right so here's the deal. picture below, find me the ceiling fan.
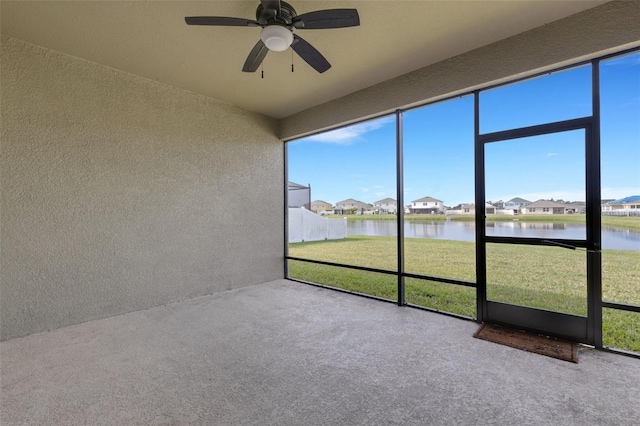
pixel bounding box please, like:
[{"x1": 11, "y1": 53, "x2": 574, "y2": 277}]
[{"x1": 185, "y1": 0, "x2": 360, "y2": 74}]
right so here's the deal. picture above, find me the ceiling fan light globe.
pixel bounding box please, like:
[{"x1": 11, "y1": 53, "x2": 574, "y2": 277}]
[{"x1": 260, "y1": 25, "x2": 293, "y2": 52}]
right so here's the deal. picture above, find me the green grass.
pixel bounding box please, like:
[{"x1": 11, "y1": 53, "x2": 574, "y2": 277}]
[
  {"x1": 600, "y1": 215, "x2": 640, "y2": 231},
  {"x1": 288, "y1": 235, "x2": 640, "y2": 353},
  {"x1": 288, "y1": 260, "x2": 397, "y2": 301},
  {"x1": 603, "y1": 248, "x2": 640, "y2": 305},
  {"x1": 330, "y1": 214, "x2": 640, "y2": 231},
  {"x1": 406, "y1": 278, "x2": 476, "y2": 317},
  {"x1": 603, "y1": 309, "x2": 640, "y2": 352},
  {"x1": 486, "y1": 243, "x2": 588, "y2": 316}
]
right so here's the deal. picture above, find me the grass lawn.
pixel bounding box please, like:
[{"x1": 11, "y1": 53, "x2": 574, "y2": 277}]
[
  {"x1": 330, "y1": 214, "x2": 640, "y2": 232},
  {"x1": 288, "y1": 235, "x2": 640, "y2": 353}
]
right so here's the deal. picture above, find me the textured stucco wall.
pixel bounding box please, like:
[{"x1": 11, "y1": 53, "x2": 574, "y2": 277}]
[
  {"x1": 1, "y1": 37, "x2": 283, "y2": 341},
  {"x1": 280, "y1": 0, "x2": 640, "y2": 140}
]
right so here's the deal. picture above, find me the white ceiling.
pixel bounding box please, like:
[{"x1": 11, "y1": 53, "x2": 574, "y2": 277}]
[{"x1": 1, "y1": 1, "x2": 608, "y2": 119}]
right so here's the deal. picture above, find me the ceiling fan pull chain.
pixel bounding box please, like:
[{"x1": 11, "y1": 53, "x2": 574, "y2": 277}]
[
  {"x1": 291, "y1": 49, "x2": 294, "y2": 73},
  {"x1": 261, "y1": 62, "x2": 264, "y2": 79}
]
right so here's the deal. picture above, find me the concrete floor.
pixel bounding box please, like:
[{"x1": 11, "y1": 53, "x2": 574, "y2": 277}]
[{"x1": 2, "y1": 279, "x2": 639, "y2": 425}]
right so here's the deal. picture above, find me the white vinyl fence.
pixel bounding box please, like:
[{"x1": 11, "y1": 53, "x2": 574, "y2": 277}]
[
  {"x1": 602, "y1": 210, "x2": 640, "y2": 217},
  {"x1": 288, "y1": 208, "x2": 347, "y2": 243}
]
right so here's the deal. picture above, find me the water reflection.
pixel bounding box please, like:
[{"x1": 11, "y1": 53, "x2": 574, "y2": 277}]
[
  {"x1": 346, "y1": 220, "x2": 640, "y2": 251},
  {"x1": 486, "y1": 221, "x2": 584, "y2": 239},
  {"x1": 486, "y1": 222, "x2": 567, "y2": 230}
]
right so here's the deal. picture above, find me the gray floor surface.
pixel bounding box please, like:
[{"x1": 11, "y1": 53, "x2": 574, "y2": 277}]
[{"x1": 2, "y1": 279, "x2": 639, "y2": 425}]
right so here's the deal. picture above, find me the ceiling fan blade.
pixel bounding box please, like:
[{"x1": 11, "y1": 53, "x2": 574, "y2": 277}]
[
  {"x1": 291, "y1": 34, "x2": 331, "y2": 73},
  {"x1": 185, "y1": 16, "x2": 259, "y2": 27},
  {"x1": 242, "y1": 40, "x2": 269, "y2": 72},
  {"x1": 293, "y1": 9, "x2": 360, "y2": 29}
]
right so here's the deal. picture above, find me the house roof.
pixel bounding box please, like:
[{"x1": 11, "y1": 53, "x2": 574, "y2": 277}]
[
  {"x1": 374, "y1": 198, "x2": 397, "y2": 205},
  {"x1": 0, "y1": 2, "x2": 610, "y2": 119},
  {"x1": 311, "y1": 200, "x2": 331, "y2": 205},
  {"x1": 607, "y1": 195, "x2": 640, "y2": 204},
  {"x1": 506, "y1": 197, "x2": 531, "y2": 204},
  {"x1": 525, "y1": 199, "x2": 567, "y2": 208},
  {"x1": 335, "y1": 198, "x2": 368, "y2": 205},
  {"x1": 412, "y1": 196, "x2": 442, "y2": 203}
]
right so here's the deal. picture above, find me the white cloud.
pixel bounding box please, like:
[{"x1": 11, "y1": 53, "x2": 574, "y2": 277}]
[
  {"x1": 497, "y1": 190, "x2": 586, "y2": 202},
  {"x1": 500, "y1": 187, "x2": 640, "y2": 203},
  {"x1": 361, "y1": 187, "x2": 370, "y2": 193},
  {"x1": 601, "y1": 187, "x2": 640, "y2": 200},
  {"x1": 546, "y1": 152, "x2": 559, "y2": 157},
  {"x1": 303, "y1": 117, "x2": 394, "y2": 144},
  {"x1": 602, "y1": 54, "x2": 640, "y2": 67}
]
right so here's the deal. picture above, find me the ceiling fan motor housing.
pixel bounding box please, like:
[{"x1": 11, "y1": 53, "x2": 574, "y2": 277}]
[{"x1": 256, "y1": 1, "x2": 297, "y2": 26}]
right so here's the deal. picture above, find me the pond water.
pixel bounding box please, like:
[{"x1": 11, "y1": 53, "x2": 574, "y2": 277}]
[{"x1": 347, "y1": 220, "x2": 640, "y2": 251}]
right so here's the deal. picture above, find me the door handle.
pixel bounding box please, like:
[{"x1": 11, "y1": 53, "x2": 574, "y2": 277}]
[
  {"x1": 542, "y1": 240, "x2": 600, "y2": 253},
  {"x1": 543, "y1": 240, "x2": 576, "y2": 250}
]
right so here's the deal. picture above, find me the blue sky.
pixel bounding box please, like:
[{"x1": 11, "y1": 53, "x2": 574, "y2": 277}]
[{"x1": 288, "y1": 52, "x2": 640, "y2": 207}]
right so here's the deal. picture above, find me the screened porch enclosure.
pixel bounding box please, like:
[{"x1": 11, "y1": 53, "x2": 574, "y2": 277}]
[{"x1": 286, "y1": 49, "x2": 640, "y2": 356}]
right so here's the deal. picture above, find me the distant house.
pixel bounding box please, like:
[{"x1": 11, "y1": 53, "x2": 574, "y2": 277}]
[
  {"x1": 564, "y1": 201, "x2": 586, "y2": 214},
  {"x1": 373, "y1": 198, "x2": 397, "y2": 214},
  {"x1": 310, "y1": 200, "x2": 333, "y2": 214},
  {"x1": 504, "y1": 197, "x2": 531, "y2": 213},
  {"x1": 410, "y1": 196, "x2": 445, "y2": 214},
  {"x1": 334, "y1": 198, "x2": 373, "y2": 215},
  {"x1": 521, "y1": 199, "x2": 566, "y2": 215},
  {"x1": 602, "y1": 195, "x2": 640, "y2": 211},
  {"x1": 452, "y1": 203, "x2": 496, "y2": 215}
]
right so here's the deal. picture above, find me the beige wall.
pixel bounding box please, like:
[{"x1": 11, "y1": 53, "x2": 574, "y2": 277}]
[
  {"x1": 3, "y1": 1, "x2": 639, "y2": 342},
  {"x1": 1, "y1": 38, "x2": 283, "y2": 340},
  {"x1": 280, "y1": 1, "x2": 640, "y2": 140}
]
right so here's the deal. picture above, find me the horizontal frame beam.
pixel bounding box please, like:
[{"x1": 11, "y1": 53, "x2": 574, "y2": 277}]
[
  {"x1": 602, "y1": 301, "x2": 640, "y2": 313},
  {"x1": 479, "y1": 117, "x2": 592, "y2": 143},
  {"x1": 286, "y1": 256, "x2": 476, "y2": 288}
]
